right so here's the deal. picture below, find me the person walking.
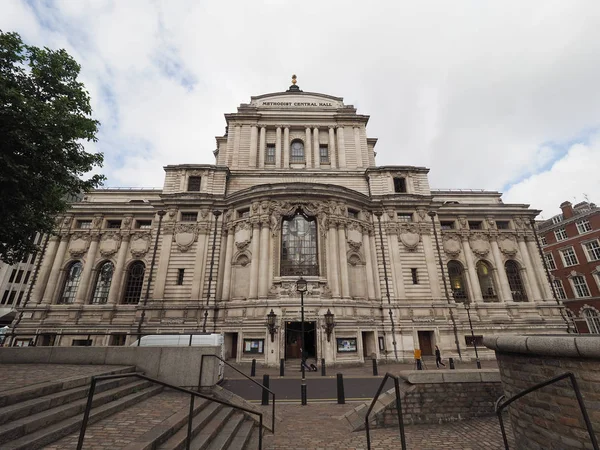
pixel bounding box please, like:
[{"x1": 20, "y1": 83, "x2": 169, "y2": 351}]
[{"x1": 435, "y1": 345, "x2": 445, "y2": 368}]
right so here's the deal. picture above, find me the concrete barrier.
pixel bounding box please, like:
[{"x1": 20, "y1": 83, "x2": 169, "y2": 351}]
[{"x1": 0, "y1": 346, "x2": 221, "y2": 389}]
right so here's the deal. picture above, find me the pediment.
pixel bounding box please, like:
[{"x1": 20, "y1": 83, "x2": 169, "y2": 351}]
[{"x1": 249, "y1": 92, "x2": 344, "y2": 109}]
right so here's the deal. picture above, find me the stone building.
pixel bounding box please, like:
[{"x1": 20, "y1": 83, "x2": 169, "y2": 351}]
[
  {"x1": 538, "y1": 201, "x2": 600, "y2": 334},
  {"x1": 10, "y1": 78, "x2": 567, "y2": 363}
]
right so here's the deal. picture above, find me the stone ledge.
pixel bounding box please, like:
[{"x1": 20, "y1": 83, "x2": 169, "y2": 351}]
[
  {"x1": 398, "y1": 369, "x2": 500, "y2": 384},
  {"x1": 483, "y1": 335, "x2": 600, "y2": 359}
]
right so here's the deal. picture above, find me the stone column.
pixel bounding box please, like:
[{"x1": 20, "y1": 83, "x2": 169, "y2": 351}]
[
  {"x1": 313, "y1": 127, "x2": 320, "y2": 169},
  {"x1": 526, "y1": 238, "x2": 553, "y2": 299},
  {"x1": 328, "y1": 126, "x2": 337, "y2": 169},
  {"x1": 283, "y1": 127, "x2": 290, "y2": 168},
  {"x1": 369, "y1": 231, "x2": 382, "y2": 299},
  {"x1": 258, "y1": 222, "x2": 270, "y2": 298},
  {"x1": 248, "y1": 222, "x2": 261, "y2": 299},
  {"x1": 42, "y1": 235, "x2": 70, "y2": 304},
  {"x1": 336, "y1": 126, "x2": 346, "y2": 168},
  {"x1": 221, "y1": 227, "x2": 235, "y2": 301},
  {"x1": 107, "y1": 235, "x2": 130, "y2": 304},
  {"x1": 362, "y1": 229, "x2": 376, "y2": 300},
  {"x1": 74, "y1": 235, "x2": 100, "y2": 304},
  {"x1": 388, "y1": 232, "x2": 406, "y2": 300},
  {"x1": 338, "y1": 224, "x2": 350, "y2": 298},
  {"x1": 490, "y1": 239, "x2": 511, "y2": 302},
  {"x1": 461, "y1": 237, "x2": 483, "y2": 302},
  {"x1": 32, "y1": 236, "x2": 60, "y2": 303},
  {"x1": 232, "y1": 124, "x2": 241, "y2": 167},
  {"x1": 328, "y1": 225, "x2": 340, "y2": 298},
  {"x1": 152, "y1": 228, "x2": 173, "y2": 300},
  {"x1": 305, "y1": 127, "x2": 312, "y2": 167},
  {"x1": 354, "y1": 126, "x2": 363, "y2": 168},
  {"x1": 258, "y1": 126, "x2": 266, "y2": 168},
  {"x1": 275, "y1": 126, "x2": 282, "y2": 168},
  {"x1": 518, "y1": 238, "x2": 542, "y2": 301},
  {"x1": 191, "y1": 227, "x2": 209, "y2": 300},
  {"x1": 250, "y1": 125, "x2": 258, "y2": 168},
  {"x1": 421, "y1": 233, "x2": 442, "y2": 300}
]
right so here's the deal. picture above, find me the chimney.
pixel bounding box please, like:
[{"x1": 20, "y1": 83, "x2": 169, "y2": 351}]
[{"x1": 560, "y1": 201, "x2": 574, "y2": 219}]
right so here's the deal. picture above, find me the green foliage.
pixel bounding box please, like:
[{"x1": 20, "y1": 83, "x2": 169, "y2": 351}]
[{"x1": 0, "y1": 31, "x2": 105, "y2": 264}]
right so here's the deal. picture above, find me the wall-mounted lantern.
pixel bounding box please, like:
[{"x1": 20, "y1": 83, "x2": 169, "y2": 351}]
[
  {"x1": 267, "y1": 309, "x2": 278, "y2": 342},
  {"x1": 323, "y1": 308, "x2": 335, "y2": 342}
]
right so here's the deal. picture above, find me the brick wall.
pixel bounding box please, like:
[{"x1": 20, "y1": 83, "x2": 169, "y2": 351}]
[{"x1": 485, "y1": 335, "x2": 600, "y2": 450}]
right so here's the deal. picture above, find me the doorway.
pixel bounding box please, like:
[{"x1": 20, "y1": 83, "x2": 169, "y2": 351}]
[
  {"x1": 224, "y1": 332, "x2": 238, "y2": 360},
  {"x1": 285, "y1": 321, "x2": 316, "y2": 360},
  {"x1": 417, "y1": 330, "x2": 434, "y2": 356},
  {"x1": 361, "y1": 331, "x2": 376, "y2": 359}
]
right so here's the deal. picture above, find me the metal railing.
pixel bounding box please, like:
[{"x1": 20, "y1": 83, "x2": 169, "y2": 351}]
[
  {"x1": 495, "y1": 372, "x2": 599, "y2": 450},
  {"x1": 199, "y1": 354, "x2": 276, "y2": 433},
  {"x1": 76, "y1": 372, "x2": 264, "y2": 450},
  {"x1": 364, "y1": 373, "x2": 406, "y2": 450}
]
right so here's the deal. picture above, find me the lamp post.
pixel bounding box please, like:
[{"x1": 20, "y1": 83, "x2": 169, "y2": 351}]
[
  {"x1": 267, "y1": 309, "x2": 277, "y2": 342},
  {"x1": 202, "y1": 209, "x2": 222, "y2": 333},
  {"x1": 323, "y1": 309, "x2": 335, "y2": 342},
  {"x1": 464, "y1": 301, "x2": 481, "y2": 369},
  {"x1": 296, "y1": 276, "x2": 308, "y2": 406}
]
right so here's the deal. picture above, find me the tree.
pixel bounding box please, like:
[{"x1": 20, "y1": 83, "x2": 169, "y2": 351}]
[{"x1": 0, "y1": 31, "x2": 105, "y2": 264}]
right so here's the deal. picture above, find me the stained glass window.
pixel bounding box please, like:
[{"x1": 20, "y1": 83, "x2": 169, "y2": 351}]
[
  {"x1": 91, "y1": 261, "x2": 114, "y2": 304},
  {"x1": 281, "y1": 213, "x2": 318, "y2": 276}
]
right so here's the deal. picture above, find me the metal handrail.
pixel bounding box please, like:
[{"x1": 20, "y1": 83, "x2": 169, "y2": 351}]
[
  {"x1": 495, "y1": 372, "x2": 598, "y2": 450},
  {"x1": 364, "y1": 373, "x2": 406, "y2": 450},
  {"x1": 76, "y1": 372, "x2": 264, "y2": 450},
  {"x1": 199, "y1": 354, "x2": 276, "y2": 433}
]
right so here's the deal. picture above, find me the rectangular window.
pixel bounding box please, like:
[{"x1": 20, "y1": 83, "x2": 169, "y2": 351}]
[
  {"x1": 572, "y1": 276, "x2": 591, "y2": 298},
  {"x1": 393, "y1": 177, "x2": 407, "y2": 193},
  {"x1": 555, "y1": 228, "x2": 568, "y2": 241},
  {"x1": 553, "y1": 279, "x2": 567, "y2": 299},
  {"x1": 187, "y1": 176, "x2": 201, "y2": 192},
  {"x1": 24, "y1": 271, "x2": 31, "y2": 284},
  {"x1": 469, "y1": 221, "x2": 482, "y2": 230},
  {"x1": 552, "y1": 215, "x2": 563, "y2": 224},
  {"x1": 561, "y1": 248, "x2": 578, "y2": 267},
  {"x1": 72, "y1": 339, "x2": 93, "y2": 347},
  {"x1": 496, "y1": 221, "x2": 510, "y2": 230},
  {"x1": 540, "y1": 236, "x2": 548, "y2": 246},
  {"x1": 17, "y1": 291, "x2": 24, "y2": 305},
  {"x1": 15, "y1": 270, "x2": 24, "y2": 284},
  {"x1": 348, "y1": 209, "x2": 359, "y2": 219},
  {"x1": 243, "y1": 339, "x2": 264, "y2": 354},
  {"x1": 180, "y1": 212, "x2": 198, "y2": 222},
  {"x1": 411, "y1": 268, "x2": 419, "y2": 284},
  {"x1": 107, "y1": 220, "x2": 122, "y2": 229},
  {"x1": 238, "y1": 208, "x2": 250, "y2": 219},
  {"x1": 77, "y1": 220, "x2": 92, "y2": 229},
  {"x1": 177, "y1": 269, "x2": 185, "y2": 285},
  {"x1": 7, "y1": 291, "x2": 16, "y2": 305},
  {"x1": 110, "y1": 334, "x2": 127, "y2": 346},
  {"x1": 584, "y1": 241, "x2": 600, "y2": 261},
  {"x1": 544, "y1": 253, "x2": 557, "y2": 270},
  {"x1": 440, "y1": 221, "x2": 454, "y2": 230},
  {"x1": 397, "y1": 213, "x2": 413, "y2": 223},
  {"x1": 465, "y1": 335, "x2": 484, "y2": 347},
  {"x1": 1, "y1": 291, "x2": 8, "y2": 304},
  {"x1": 8, "y1": 269, "x2": 16, "y2": 283},
  {"x1": 336, "y1": 338, "x2": 358, "y2": 353},
  {"x1": 319, "y1": 146, "x2": 329, "y2": 164},
  {"x1": 136, "y1": 220, "x2": 152, "y2": 229},
  {"x1": 265, "y1": 145, "x2": 276, "y2": 164},
  {"x1": 576, "y1": 220, "x2": 592, "y2": 234}
]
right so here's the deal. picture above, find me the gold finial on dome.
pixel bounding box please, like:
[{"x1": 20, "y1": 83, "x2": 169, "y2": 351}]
[{"x1": 292, "y1": 74, "x2": 297, "y2": 85}]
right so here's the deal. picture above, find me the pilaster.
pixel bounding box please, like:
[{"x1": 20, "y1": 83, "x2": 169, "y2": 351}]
[
  {"x1": 338, "y1": 223, "x2": 350, "y2": 298},
  {"x1": 249, "y1": 221, "x2": 261, "y2": 299},
  {"x1": 336, "y1": 126, "x2": 346, "y2": 168},
  {"x1": 32, "y1": 236, "x2": 59, "y2": 304},
  {"x1": 259, "y1": 126, "x2": 266, "y2": 168},
  {"x1": 305, "y1": 127, "x2": 312, "y2": 168},
  {"x1": 107, "y1": 234, "x2": 130, "y2": 304},
  {"x1": 250, "y1": 125, "x2": 258, "y2": 168},
  {"x1": 328, "y1": 225, "x2": 340, "y2": 298},
  {"x1": 221, "y1": 227, "x2": 235, "y2": 301},
  {"x1": 275, "y1": 127, "x2": 282, "y2": 168},
  {"x1": 41, "y1": 234, "x2": 69, "y2": 304},
  {"x1": 283, "y1": 127, "x2": 290, "y2": 168},
  {"x1": 258, "y1": 222, "x2": 270, "y2": 298},
  {"x1": 461, "y1": 236, "x2": 483, "y2": 302},
  {"x1": 328, "y1": 126, "x2": 337, "y2": 169},
  {"x1": 490, "y1": 239, "x2": 511, "y2": 302},
  {"x1": 313, "y1": 127, "x2": 320, "y2": 169}
]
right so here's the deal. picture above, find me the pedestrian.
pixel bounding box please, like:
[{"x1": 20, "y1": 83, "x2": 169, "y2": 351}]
[{"x1": 435, "y1": 345, "x2": 445, "y2": 368}]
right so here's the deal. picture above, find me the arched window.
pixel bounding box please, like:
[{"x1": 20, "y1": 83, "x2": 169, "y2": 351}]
[
  {"x1": 566, "y1": 309, "x2": 579, "y2": 334},
  {"x1": 122, "y1": 261, "x2": 145, "y2": 304},
  {"x1": 59, "y1": 261, "x2": 83, "y2": 304},
  {"x1": 91, "y1": 261, "x2": 114, "y2": 304},
  {"x1": 281, "y1": 213, "x2": 318, "y2": 276},
  {"x1": 583, "y1": 308, "x2": 600, "y2": 334},
  {"x1": 505, "y1": 260, "x2": 527, "y2": 302},
  {"x1": 290, "y1": 140, "x2": 305, "y2": 163},
  {"x1": 476, "y1": 261, "x2": 497, "y2": 301},
  {"x1": 447, "y1": 261, "x2": 468, "y2": 302}
]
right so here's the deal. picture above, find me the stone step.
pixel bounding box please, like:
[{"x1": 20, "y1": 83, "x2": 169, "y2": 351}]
[
  {"x1": 158, "y1": 402, "x2": 223, "y2": 450},
  {"x1": 204, "y1": 412, "x2": 244, "y2": 450},
  {"x1": 0, "y1": 365, "x2": 136, "y2": 408},
  {"x1": 186, "y1": 406, "x2": 235, "y2": 450},
  {"x1": 241, "y1": 424, "x2": 260, "y2": 450},
  {"x1": 0, "y1": 376, "x2": 136, "y2": 426},
  {"x1": 3, "y1": 384, "x2": 163, "y2": 450},
  {"x1": 0, "y1": 378, "x2": 152, "y2": 445}
]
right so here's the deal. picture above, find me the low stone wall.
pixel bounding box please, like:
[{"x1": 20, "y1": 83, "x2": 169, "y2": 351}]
[
  {"x1": 0, "y1": 346, "x2": 221, "y2": 389},
  {"x1": 484, "y1": 334, "x2": 600, "y2": 450}
]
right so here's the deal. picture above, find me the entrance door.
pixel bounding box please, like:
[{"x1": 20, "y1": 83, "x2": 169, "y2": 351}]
[
  {"x1": 285, "y1": 321, "x2": 316, "y2": 360},
  {"x1": 417, "y1": 331, "x2": 434, "y2": 356},
  {"x1": 231, "y1": 333, "x2": 238, "y2": 359}
]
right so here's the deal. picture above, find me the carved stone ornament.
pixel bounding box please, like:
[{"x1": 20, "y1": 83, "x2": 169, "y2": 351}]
[
  {"x1": 235, "y1": 239, "x2": 251, "y2": 251},
  {"x1": 348, "y1": 240, "x2": 362, "y2": 252},
  {"x1": 443, "y1": 234, "x2": 462, "y2": 257},
  {"x1": 99, "y1": 232, "x2": 121, "y2": 257},
  {"x1": 348, "y1": 254, "x2": 363, "y2": 266},
  {"x1": 416, "y1": 209, "x2": 427, "y2": 221},
  {"x1": 69, "y1": 233, "x2": 90, "y2": 257},
  {"x1": 174, "y1": 224, "x2": 197, "y2": 252},
  {"x1": 498, "y1": 235, "x2": 518, "y2": 256},
  {"x1": 470, "y1": 234, "x2": 490, "y2": 257},
  {"x1": 130, "y1": 233, "x2": 151, "y2": 258},
  {"x1": 399, "y1": 229, "x2": 420, "y2": 251}
]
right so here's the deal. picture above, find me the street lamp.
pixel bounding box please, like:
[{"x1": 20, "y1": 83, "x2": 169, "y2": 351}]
[
  {"x1": 464, "y1": 301, "x2": 481, "y2": 369},
  {"x1": 296, "y1": 276, "x2": 308, "y2": 406},
  {"x1": 267, "y1": 309, "x2": 278, "y2": 342},
  {"x1": 323, "y1": 309, "x2": 335, "y2": 342}
]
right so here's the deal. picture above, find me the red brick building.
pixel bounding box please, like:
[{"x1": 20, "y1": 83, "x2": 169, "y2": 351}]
[{"x1": 537, "y1": 201, "x2": 600, "y2": 334}]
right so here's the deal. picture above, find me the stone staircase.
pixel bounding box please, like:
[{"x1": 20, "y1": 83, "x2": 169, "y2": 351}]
[{"x1": 0, "y1": 366, "x2": 260, "y2": 449}]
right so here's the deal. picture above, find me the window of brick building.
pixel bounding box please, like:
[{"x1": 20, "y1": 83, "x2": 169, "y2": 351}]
[
  {"x1": 561, "y1": 248, "x2": 578, "y2": 267},
  {"x1": 544, "y1": 253, "x2": 557, "y2": 270},
  {"x1": 555, "y1": 228, "x2": 567, "y2": 241},
  {"x1": 583, "y1": 308, "x2": 600, "y2": 334},
  {"x1": 540, "y1": 236, "x2": 548, "y2": 246},
  {"x1": 576, "y1": 220, "x2": 592, "y2": 234},
  {"x1": 572, "y1": 276, "x2": 591, "y2": 298},
  {"x1": 583, "y1": 240, "x2": 600, "y2": 262},
  {"x1": 553, "y1": 279, "x2": 566, "y2": 299}
]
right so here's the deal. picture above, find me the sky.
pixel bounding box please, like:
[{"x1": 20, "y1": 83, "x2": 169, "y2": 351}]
[{"x1": 3, "y1": 0, "x2": 600, "y2": 219}]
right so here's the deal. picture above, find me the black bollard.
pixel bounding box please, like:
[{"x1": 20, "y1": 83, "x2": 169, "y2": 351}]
[
  {"x1": 261, "y1": 374, "x2": 270, "y2": 405},
  {"x1": 476, "y1": 359, "x2": 482, "y2": 369},
  {"x1": 321, "y1": 358, "x2": 326, "y2": 376},
  {"x1": 280, "y1": 359, "x2": 285, "y2": 377},
  {"x1": 337, "y1": 373, "x2": 345, "y2": 404},
  {"x1": 250, "y1": 359, "x2": 256, "y2": 377},
  {"x1": 372, "y1": 358, "x2": 378, "y2": 376},
  {"x1": 449, "y1": 357, "x2": 455, "y2": 370},
  {"x1": 416, "y1": 359, "x2": 423, "y2": 370}
]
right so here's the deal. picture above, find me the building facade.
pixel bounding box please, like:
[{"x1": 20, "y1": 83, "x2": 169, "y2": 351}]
[
  {"x1": 538, "y1": 201, "x2": 600, "y2": 334},
  {"x1": 10, "y1": 80, "x2": 567, "y2": 362}
]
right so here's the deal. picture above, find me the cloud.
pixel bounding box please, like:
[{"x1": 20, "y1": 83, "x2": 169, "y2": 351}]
[{"x1": 3, "y1": 0, "x2": 600, "y2": 215}]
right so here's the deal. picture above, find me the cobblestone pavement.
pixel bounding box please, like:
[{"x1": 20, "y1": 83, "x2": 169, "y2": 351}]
[
  {"x1": 43, "y1": 389, "x2": 190, "y2": 450},
  {"x1": 0, "y1": 364, "x2": 129, "y2": 392},
  {"x1": 262, "y1": 403, "x2": 515, "y2": 450}
]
